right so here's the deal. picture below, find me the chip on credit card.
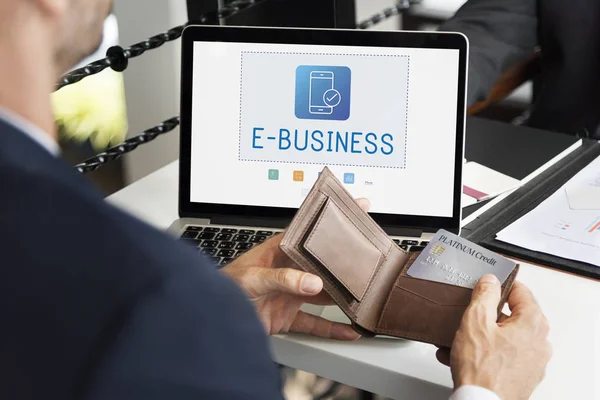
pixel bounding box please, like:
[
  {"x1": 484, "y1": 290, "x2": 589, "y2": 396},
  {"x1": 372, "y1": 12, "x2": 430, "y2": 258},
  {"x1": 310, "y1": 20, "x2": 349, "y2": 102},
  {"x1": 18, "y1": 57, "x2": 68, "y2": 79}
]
[{"x1": 406, "y1": 230, "x2": 517, "y2": 289}]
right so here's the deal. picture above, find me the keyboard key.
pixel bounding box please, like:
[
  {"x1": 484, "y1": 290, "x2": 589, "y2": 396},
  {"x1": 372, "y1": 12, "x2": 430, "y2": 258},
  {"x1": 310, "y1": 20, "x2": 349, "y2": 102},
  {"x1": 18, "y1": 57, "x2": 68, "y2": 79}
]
[
  {"x1": 409, "y1": 246, "x2": 425, "y2": 253},
  {"x1": 201, "y1": 248, "x2": 218, "y2": 256},
  {"x1": 249, "y1": 235, "x2": 267, "y2": 244},
  {"x1": 198, "y1": 232, "x2": 216, "y2": 240},
  {"x1": 402, "y1": 240, "x2": 420, "y2": 246},
  {"x1": 201, "y1": 240, "x2": 218, "y2": 249},
  {"x1": 215, "y1": 233, "x2": 232, "y2": 241},
  {"x1": 185, "y1": 226, "x2": 203, "y2": 232},
  {"x1": 235, "y1": 243, "x2": 254, "y2": 250},
  {"x1": 393, "y1": 239, "x2": 400, "y2": 244},
  {"x1": 239, "y1": 229, "x2": 256, "y2": 235},
  {"x1": 204, "y1": 227, "x2": 221, "y2": 233},
  {"x1": 234, "y1": 250, "x2": 246, "y2": 258},
  {"x1": 220, "y1": 258, "x2": 233, "y2": 265},
  {"x1": 222, "y1": 228, "x2": 238, "y2": 234},
  {"x1": 233, "y1": 234, "x2": 250, "y2": 242},
  {"x1": 400, "y1": 244, "x2": 409, "y2": 250},
  {"x1": 420, "y1": 241, "x2": 430, "y2": 246},
  {"x1": 209, "y1": 256, "x2": 222, "y2": 264},
  {"x1": 219, "y1": 241, "x2": 235, "y2": 249},
  {"x1": 181, "y1": 231, "x2": 198, "y2": 239},
  {"x1": 257, "y1": 231, "x2": 274, "y2": 236},
  {"x1": 218, "y1": 250, "x2": 236, "y2": 258}
]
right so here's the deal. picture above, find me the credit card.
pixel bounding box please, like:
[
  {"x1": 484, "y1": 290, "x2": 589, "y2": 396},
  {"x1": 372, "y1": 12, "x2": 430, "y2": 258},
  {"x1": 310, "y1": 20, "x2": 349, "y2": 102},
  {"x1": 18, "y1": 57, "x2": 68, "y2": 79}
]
[{"x1": 406, "y1": 230, "x2": 517, "y2": 288}]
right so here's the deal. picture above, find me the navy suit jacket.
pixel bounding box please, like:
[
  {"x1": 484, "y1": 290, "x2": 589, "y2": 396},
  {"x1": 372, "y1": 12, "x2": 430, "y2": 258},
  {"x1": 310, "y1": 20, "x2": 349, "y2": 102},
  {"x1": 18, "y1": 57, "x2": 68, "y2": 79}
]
[{"x1": 0, "y1": 119, "x2": 283, "y2": 400}]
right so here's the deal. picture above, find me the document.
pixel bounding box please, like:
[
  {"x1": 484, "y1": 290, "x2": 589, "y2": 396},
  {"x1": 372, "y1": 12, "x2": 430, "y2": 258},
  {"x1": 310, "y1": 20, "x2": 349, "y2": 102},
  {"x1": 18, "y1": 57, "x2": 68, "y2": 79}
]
[
  {"x1": 496, "y1": 156, "x2": 600, "y2": 267},
  {"x1": 462, "y1": 162, "x2": 520, "y2": 208}
]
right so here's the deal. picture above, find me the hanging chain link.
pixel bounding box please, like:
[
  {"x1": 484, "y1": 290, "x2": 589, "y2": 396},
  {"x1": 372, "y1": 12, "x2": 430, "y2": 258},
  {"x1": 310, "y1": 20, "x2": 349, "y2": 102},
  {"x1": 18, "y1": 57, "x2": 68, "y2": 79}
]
[
  {"x1": 73, "y1": 117, "x2": 180, "y2": 174},
  {"x1": 73, "y1": 1, "x2": 418, "y2": 173},
  {"x1": 57, "y1": 0, "x2": 266, "y2": 91},
  {"x1": 357, "y1": 0, "x2": 419, "y2": 29}
]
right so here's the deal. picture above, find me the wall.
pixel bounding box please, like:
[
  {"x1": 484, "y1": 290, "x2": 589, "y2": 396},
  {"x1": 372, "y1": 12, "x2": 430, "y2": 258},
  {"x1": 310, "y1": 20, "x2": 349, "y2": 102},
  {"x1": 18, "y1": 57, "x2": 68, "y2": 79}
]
[{"x1": 114, "y1": 0, "x2": 188, "y2": 184}]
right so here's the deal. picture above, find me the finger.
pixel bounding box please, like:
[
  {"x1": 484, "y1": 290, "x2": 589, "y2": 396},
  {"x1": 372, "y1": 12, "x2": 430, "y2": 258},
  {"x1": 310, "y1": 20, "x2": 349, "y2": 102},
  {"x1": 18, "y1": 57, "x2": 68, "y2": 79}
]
[
  {"x1": 355, "y1": 198, "x2": 371, "y2": 213},
  {"x1": 465, "y1": 274, "x2": 502, "y2": 326},
  {"x1": 506, "y1": 281, "x2": 540, "y2": 316},
  {"x1": 498, "y1": 312, "x2": 510, "y2": 323},
  {"x1": 305, "y1": 291, "x2": 336, "y2": 306},
  {"x1": 250, "y1": 268, "x2": 324, "y2": 297},
  {"x1": 289, "y1": 311, "x2": 360, "y2": 341},
  {"x1": 435, "y1": 347, "x2": 451, "y2": 367}
]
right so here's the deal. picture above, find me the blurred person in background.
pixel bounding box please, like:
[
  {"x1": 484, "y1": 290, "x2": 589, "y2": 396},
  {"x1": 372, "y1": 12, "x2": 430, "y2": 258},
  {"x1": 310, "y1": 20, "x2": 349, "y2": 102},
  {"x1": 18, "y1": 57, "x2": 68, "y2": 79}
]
[{"x1": 441, "y1": 0, "x2": 600, "y2": 139}]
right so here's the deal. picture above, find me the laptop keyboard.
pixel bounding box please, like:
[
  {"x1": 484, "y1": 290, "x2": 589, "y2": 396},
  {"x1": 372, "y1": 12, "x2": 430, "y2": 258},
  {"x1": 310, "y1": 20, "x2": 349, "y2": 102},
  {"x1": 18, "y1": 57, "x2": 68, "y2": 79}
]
[
  {"x1": 179, "y1": 225, "x2": 430, "y2": 267},
  {"x1": 179, "y1": 225, "x2": 280, "y2": 267}
]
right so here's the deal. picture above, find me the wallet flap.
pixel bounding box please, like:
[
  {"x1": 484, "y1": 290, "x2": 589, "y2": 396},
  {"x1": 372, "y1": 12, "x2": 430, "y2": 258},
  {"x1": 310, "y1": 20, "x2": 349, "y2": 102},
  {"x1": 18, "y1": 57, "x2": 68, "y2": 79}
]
[{"x1": 304, "y1": 199, "x2": 382, "y2": 301}]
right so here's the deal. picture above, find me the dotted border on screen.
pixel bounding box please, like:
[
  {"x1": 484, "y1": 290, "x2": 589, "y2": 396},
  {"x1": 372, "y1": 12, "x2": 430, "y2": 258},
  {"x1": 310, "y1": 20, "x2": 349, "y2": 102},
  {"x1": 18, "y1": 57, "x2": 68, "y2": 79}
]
[{"x1": 237, "y1": 51, "x2": 410, "y2": 169}]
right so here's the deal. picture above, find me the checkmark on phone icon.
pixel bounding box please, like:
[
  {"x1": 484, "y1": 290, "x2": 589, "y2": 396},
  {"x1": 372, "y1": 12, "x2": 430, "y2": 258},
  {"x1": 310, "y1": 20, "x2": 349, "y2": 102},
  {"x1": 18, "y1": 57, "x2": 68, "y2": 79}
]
[{"x1": 323, "y1": 88, "x2": 342, "y2": 107}]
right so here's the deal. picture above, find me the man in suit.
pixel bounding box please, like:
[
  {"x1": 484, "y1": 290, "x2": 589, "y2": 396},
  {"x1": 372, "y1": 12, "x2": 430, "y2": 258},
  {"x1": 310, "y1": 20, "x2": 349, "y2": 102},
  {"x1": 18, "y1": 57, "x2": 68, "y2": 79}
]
[
  {"x1": 441, "y1": 0, "x2": 600, "y2": 139},
  {"x1": 0, "y1": 1, "x2": 550, "y2": 399}
]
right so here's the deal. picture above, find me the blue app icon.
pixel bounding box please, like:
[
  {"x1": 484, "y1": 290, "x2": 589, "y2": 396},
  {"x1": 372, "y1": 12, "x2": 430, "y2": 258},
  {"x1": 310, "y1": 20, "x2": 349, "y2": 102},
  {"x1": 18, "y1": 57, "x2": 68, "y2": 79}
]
[
  {"x1": 344, "y1": 173, "x2": 355, "y2": 184},
  {"x1": 295, "y1": 65, "x2": 351, "y2": 121}
]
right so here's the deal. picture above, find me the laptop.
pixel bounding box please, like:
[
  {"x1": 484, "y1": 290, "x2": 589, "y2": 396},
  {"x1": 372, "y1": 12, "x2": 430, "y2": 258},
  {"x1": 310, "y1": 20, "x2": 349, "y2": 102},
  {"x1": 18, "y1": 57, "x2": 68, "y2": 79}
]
[{"x1": 169, "y1": 26, "x2": 468, "y2": 267}]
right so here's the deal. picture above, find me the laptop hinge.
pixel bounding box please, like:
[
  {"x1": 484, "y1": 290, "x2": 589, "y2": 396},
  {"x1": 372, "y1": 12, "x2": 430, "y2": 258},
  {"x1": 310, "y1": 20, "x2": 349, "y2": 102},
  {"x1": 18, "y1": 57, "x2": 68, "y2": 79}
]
[
  {"x1": 382, "y1": 226, "x2": 424, "y2": 237},
  {"x1": 210, "y1": 215, "x2": 291, "y2": 229}
]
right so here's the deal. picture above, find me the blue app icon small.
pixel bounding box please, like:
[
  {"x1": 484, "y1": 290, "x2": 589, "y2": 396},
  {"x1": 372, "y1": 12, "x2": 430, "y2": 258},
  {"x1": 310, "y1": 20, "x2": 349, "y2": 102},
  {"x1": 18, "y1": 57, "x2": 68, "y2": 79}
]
[
  {"x1": 295, "y1": 65, "x2": 351, "y2": 121},
  {"x1": 344, "y1": 173, "x2": 355, "y2": 184}
]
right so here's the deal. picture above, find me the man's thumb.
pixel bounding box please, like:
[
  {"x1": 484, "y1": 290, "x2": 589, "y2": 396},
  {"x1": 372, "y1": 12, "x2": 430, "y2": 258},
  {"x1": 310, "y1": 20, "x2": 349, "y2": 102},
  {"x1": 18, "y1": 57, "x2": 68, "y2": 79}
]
[
  {"x1": 255, "y1": 268, "x2": 324, "y2": 297},
  {"x1": 467, "y1": 274, "x2": 502, "y2": 324}
]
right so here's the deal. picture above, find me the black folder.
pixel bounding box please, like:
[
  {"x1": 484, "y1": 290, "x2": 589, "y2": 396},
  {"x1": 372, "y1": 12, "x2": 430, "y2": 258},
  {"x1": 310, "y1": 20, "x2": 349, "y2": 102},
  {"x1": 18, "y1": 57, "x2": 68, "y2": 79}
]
[
  {"x1": 462, "y1": 117, "x2": 583, "y2": 221},
  {"x1": 461, "y1": 118, "x2": 600, "y2": 279}
]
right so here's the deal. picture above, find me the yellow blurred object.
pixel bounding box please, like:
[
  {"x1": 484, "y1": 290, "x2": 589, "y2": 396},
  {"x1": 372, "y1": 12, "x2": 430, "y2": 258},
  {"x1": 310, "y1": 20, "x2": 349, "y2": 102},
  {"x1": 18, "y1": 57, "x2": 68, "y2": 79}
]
[{"x1": 52, "y1": 68, "x2": 128, "y2": 150}]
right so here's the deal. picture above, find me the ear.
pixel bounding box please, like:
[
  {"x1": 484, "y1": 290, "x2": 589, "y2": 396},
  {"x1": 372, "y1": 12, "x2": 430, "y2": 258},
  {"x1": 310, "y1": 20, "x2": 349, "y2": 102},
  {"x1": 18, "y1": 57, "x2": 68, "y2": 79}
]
[{"x1": 32, "y1": 0, "x2": 69, "y2": 18}]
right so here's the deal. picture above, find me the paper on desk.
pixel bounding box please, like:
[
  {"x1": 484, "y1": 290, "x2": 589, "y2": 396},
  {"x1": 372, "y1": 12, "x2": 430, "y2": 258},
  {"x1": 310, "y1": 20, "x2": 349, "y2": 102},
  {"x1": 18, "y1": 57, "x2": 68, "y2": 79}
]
[
  {"x1": 496, "y1": 156, "x2": 600, "y2": 267},
  {"x1": 462, "y1": 162, "x2": 520, "y2": 207}
]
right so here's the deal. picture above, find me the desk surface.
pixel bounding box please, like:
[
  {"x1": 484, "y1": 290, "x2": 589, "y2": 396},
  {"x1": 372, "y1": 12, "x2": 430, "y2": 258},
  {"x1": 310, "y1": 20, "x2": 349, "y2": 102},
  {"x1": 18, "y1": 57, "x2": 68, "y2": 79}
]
[{"x1": 107, "y1": 161, "x2": 600, "y2": 400}]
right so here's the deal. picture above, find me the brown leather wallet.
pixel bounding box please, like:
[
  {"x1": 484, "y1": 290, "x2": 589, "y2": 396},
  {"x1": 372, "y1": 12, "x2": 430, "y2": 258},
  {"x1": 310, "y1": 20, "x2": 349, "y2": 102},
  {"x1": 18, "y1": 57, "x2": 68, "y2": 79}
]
[{"x1": 280, "y1": 167, "x2": 519, "y2": 348}]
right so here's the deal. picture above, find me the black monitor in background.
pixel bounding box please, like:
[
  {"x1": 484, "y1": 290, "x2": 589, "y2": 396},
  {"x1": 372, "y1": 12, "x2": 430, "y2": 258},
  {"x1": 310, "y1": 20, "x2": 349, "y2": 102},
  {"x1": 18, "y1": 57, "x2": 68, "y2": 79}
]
[{"x1": 186, "y1": 0, "x2": 357, "y2": 29}]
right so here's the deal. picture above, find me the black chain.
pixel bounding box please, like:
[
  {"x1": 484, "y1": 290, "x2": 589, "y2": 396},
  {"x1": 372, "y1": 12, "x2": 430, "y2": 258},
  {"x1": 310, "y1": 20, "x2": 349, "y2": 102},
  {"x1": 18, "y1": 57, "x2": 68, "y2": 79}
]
[
  {"x1": 357, "y1": 0, "x2": 420, "y2": 29},
  {"x1": 73, "y1": 1, "x2": 417, "y2": 173},
  {"x1": 57, "y1": 0, "x2": 266, "y2": 91},
  {"x1": 73, "y1": 117, "x2": 180, "y2": 174}
]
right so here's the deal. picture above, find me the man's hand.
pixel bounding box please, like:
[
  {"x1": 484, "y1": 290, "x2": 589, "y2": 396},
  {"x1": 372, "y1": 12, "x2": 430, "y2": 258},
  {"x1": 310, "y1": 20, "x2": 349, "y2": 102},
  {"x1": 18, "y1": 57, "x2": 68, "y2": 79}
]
[
  {"x1": 438, "y1": 275, "x2": 552, "y2": 400},
  {"x1": 221, "y1": 199, "x2": 370, "y2": 341}
]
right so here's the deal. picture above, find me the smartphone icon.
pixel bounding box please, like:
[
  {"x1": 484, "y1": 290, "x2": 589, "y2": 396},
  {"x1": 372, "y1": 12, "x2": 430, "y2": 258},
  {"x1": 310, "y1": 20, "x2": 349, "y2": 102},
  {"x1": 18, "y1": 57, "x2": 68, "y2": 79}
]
[{"x1": 309, "y1": 71, "x2": 334, "y2": 115}]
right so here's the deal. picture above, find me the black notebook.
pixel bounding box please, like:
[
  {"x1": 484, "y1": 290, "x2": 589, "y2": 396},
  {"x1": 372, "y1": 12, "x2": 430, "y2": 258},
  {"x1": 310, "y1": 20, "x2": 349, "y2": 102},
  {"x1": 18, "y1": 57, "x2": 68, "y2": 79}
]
[
  {"x1": 462, "y1": 126, "x2": 600, "y2": 279},
  {"x1": 462, "y1": 117, "x2": 582, "y2": 223}
]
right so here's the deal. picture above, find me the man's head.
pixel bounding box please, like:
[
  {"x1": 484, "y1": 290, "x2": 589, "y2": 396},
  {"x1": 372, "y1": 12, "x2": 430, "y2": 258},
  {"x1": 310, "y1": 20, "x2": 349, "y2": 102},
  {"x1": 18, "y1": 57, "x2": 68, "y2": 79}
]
[
  {"x1": 45, "y1": 0, "x2": 113, "y2": 73},
  {"x1": 0, "y1": 0, "x2": 113, "y2": 135},
  {"x1": 0, "y1": 0, "x2": 112, "y2": 75}
]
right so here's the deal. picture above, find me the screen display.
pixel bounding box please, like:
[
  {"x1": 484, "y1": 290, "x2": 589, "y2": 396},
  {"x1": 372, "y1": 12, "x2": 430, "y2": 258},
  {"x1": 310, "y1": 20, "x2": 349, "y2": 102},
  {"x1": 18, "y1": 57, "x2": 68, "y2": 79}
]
[{"x1": 189, "y1": 41, "x2": 461, "y2": 218}]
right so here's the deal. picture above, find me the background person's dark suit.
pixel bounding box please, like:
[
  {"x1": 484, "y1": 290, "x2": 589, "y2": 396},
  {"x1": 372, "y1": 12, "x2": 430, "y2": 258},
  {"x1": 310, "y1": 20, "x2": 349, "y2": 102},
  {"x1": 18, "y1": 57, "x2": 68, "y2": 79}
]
[
  {"x1": 440, "y1": 0, "x2": 600, "y2": 139},
  {"x1": 0, "y1": 118, "x2": 283, "y2": 400}
]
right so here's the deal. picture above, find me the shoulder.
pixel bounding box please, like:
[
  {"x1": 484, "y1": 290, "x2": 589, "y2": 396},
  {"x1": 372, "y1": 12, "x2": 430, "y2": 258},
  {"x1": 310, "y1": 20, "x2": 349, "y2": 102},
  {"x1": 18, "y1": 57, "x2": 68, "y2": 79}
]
[
  {"x1": 0, "y1": 161, "x2": 282, "y2": 399},
  {"x1": 84, "y1": 243, "x2": 284, "y2": 400}
]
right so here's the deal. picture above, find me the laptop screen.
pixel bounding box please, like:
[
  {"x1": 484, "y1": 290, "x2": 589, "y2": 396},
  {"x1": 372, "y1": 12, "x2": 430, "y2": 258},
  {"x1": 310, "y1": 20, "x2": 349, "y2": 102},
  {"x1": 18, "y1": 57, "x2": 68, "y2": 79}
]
[{"x1": 182, "y1": 29, "x2": 466, "y2": 229}]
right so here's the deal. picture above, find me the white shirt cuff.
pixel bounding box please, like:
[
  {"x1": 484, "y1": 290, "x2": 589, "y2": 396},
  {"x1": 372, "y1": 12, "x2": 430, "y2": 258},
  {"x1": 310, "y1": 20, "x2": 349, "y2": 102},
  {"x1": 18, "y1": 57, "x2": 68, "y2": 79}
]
[{"x1": 449, "y1": 385, "x2": 501, "y2": 400}]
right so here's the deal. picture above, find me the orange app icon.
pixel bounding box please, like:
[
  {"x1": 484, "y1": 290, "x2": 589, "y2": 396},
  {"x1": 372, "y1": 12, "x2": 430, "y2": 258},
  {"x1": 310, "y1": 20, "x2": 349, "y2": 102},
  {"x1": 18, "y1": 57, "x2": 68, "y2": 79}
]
[{"x1": 293, "y1": 171, "x2": 304, "y2": 182}]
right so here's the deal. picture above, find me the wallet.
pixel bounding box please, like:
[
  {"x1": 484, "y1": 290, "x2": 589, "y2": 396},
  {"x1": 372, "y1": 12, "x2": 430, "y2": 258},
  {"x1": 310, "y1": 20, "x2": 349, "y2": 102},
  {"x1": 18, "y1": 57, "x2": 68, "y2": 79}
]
[{"x1": 280, "y1": 167, "x2": 519, "y2": 348}]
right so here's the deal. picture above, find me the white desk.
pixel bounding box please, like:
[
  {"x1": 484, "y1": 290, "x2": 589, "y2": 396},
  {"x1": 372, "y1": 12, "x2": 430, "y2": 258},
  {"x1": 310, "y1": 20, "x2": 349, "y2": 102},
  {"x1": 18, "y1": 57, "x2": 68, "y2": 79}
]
[{"x1": 107, "y1": 161, "x2": 600, "y2": 400}]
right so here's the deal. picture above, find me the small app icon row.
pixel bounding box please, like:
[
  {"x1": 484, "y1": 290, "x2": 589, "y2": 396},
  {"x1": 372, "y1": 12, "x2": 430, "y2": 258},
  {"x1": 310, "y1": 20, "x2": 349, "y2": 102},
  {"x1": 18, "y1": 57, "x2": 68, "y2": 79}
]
[{"x1": 268, "y1": 169, "x2": 355, "y2": 184}]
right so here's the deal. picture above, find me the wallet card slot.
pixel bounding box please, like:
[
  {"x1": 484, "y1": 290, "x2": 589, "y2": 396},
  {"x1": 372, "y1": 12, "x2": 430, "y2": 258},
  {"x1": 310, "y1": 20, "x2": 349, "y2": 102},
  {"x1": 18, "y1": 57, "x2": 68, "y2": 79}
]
[
  {"x1": 393, "y1": 275, "x2": 472, "y2": 306},
  {"x1": 303, "y1": 198, "x2": 383, "y2": 302},
  {"x1": 376, "y1": 285, "x2": 467, "y2": 347}
]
